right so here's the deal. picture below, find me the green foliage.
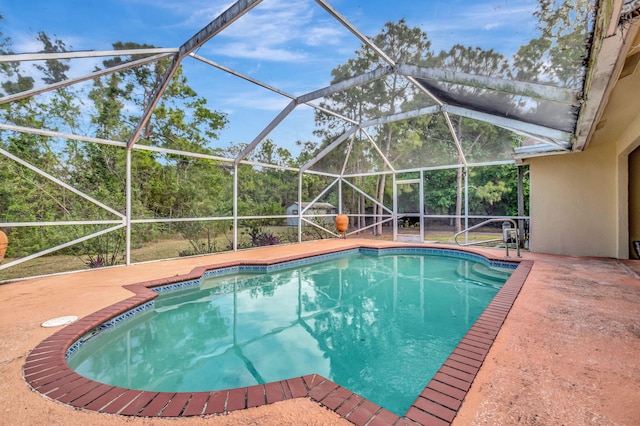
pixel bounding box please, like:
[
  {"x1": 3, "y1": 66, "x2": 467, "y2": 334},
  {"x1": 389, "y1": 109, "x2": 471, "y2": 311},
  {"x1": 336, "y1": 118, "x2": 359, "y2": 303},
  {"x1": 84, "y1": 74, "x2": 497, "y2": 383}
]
[
  {"x1": 0, "y1": 16, "x2": 539, "y2": 270},
  {"x1": 177, "y1": 221, "x2": 231, "y2": 257},
  {"x1": 33, "y1": 32, "x2": 70, "y2": 84},
  {"x1": 424, "y1": 169, "x2": 458, "y2": 214},
  {"x1": 247, "y1": 225, "x2": 281, "y2": 247},
  {"x1": 80, "y1": 229, "x2": 126, "y2": 267},
  {"x1": 468, "y1": 165, "x2": 529, "y2": 216},
  {"x1": 474, "y1": 181, "x2": 511, "y2": 207},
  {"x1": 0, "y1": 33, "x2": 234, "y2": 263}
]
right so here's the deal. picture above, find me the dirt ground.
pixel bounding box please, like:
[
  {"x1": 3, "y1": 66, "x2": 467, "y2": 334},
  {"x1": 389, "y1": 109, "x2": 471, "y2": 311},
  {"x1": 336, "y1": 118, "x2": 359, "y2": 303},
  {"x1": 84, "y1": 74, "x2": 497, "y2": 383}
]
[{"x1": 1, "y1": 240, "x2": 639, "y2": 425}]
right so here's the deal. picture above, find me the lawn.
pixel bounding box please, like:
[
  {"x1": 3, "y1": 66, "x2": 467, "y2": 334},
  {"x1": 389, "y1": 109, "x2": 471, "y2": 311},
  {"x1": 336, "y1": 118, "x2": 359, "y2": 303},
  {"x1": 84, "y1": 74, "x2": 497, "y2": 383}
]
[{"x1": 0, "y1": 229, "x2": 506, "y2": 282}]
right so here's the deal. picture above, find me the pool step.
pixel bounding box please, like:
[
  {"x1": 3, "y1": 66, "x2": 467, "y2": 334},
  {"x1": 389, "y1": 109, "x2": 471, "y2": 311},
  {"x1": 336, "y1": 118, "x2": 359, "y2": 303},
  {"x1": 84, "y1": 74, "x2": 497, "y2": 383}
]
[{"x1": 457, "y1": 262, "x2": 511, "y2": 284}]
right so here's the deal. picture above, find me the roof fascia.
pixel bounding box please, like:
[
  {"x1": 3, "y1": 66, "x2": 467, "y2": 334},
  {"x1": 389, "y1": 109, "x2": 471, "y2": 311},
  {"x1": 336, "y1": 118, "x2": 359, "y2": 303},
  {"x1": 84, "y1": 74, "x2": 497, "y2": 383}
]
[{"x1": 573, "y1": 2, "x2": 639, "y2": 152}]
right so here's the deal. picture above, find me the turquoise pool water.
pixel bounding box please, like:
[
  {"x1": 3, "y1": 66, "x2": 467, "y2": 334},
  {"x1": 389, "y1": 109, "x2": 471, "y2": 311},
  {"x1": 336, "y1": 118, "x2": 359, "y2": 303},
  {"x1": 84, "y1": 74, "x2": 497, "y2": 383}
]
[{"x1": 68, "y1": 250, "x2": 512, "y2": 415}]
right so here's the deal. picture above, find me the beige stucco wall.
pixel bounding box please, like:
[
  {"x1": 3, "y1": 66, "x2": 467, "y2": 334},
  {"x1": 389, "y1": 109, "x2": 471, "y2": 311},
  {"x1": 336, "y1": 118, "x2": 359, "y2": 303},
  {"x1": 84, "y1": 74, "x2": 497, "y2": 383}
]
[
  {"x1": 528, "y1": 142, "x2": 619, "y2": 257},
  {"x1": 526, "y1": 24, "x2": 640, "y2": 259},
  {"x1": 630, "y1": 147, "x2": 640, "y2": 259},
  {"x1": 527, "y1": 60, "x2": 640, "y2": 258},
  {"x1": 526, "y1": 117, "x2": 640, "y2": 259}
]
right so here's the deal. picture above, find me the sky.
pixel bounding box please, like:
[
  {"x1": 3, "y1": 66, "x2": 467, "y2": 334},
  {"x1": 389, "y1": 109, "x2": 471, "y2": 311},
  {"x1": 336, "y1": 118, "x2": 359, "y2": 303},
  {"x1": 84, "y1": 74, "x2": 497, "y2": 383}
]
[{"x1": 0, "y1": 0, "x2": 542, "y2": 156}]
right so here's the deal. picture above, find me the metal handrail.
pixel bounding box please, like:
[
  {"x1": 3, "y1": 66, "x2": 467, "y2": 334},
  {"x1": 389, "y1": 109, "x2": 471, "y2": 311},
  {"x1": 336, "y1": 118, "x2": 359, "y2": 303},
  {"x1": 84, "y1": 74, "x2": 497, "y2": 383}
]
[{"x1": 454, "y1": 218, "x2": 521, "y2": 258}]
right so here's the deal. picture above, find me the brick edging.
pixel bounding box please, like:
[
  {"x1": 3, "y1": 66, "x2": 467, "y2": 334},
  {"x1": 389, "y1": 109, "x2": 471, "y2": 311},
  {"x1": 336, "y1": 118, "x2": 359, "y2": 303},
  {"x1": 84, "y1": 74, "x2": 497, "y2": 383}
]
[{"x1": 23, "y1": 245, "x2": 532, "y2": 425}]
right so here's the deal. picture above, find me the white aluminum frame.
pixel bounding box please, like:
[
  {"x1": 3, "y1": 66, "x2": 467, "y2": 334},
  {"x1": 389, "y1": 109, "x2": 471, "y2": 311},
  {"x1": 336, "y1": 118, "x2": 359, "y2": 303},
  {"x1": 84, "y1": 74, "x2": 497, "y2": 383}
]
[{"x1": 0, "y1": 0, "x2": 617, "y2": 274}]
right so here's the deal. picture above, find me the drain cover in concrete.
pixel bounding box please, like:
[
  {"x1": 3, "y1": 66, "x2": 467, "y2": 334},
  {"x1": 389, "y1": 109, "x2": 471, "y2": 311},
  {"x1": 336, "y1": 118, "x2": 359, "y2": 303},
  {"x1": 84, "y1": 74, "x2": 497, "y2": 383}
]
[{"x1": 41, "y1": 315, "x2": 78, "y2": 328}]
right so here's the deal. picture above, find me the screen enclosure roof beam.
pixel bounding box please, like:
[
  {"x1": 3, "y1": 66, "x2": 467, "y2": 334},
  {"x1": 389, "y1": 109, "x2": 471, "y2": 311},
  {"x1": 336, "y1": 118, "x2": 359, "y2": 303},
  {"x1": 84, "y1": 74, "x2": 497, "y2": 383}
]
[
  {"x1": 296, "y1": 66, "x2": 394, "y2": 104},
  {"x1": 188, "y1": 52, "x2": 359, "y2": 125},
  {"x1": 235, "y1": 100, "x2": 298, "y2": 164},
  {"x1": 300, "y1": 125, "x2": 358, "y2": 173},
  {"x1": 0, "y1": 48, "x2": 179, "y2": 63},
  {"x1": 127, "y1": 0, "x2": 263, "y2": 150},
  {"x1": 398, "y1": 64, "x2": 579, "y2": 104},
  {"x1": 0, "y1": 52, "x2": 174, "y2": 105},
  {"x1": 443, "y1": 105, "x2": 573, "y2": 142}
]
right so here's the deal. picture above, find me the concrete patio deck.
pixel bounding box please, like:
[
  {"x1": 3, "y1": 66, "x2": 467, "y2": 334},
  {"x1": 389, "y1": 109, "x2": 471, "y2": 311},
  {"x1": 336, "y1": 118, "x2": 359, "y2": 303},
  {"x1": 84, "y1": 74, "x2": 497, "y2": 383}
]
[{"x1": 1, "y1": 239, "x2": 639, "y2": 425}]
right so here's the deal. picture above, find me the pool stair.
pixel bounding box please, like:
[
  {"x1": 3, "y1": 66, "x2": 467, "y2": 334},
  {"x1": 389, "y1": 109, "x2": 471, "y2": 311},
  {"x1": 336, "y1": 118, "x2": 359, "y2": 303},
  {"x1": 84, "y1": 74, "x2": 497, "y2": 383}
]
[{"x1": 456, "y1": 262, "x2": 512, "y2": 284}]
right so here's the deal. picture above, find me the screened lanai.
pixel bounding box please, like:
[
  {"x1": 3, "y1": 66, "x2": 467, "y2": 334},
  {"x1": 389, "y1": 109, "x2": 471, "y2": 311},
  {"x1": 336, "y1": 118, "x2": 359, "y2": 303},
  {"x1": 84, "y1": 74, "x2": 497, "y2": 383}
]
[{"x1": 0, "y1": 0, "x2": 633, "y2": 278}]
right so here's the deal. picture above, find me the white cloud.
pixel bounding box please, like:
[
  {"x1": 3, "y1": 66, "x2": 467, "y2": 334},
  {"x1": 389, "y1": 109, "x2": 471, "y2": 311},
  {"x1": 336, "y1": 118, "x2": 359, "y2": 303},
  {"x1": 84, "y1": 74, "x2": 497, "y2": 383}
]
[
  {"x1": 122, "y1": 0, "x2": 236, "y2": 30},
  {"x1": 304, "y1": 26, "x2": 346, "y2": 47},
  {"x1": 483, "y1": 23, "x2": 502, "y2": 31},
  {"x1": 419, "y1": 1, "x2": 536, "y2": 34},
  {"x1": 12, "y1": 31, "x2": 88, "y2": 56},
  {"x1": 414, "y1": 0, "x2": 538, "y2": 55},
  {"x1": 223, "y1": 91, "x2": 292, "y2": 112},
  {"x1": 207, "y1": 43, "x2": 308, "y2": 62},
  {"x1": 12, "y1": 33, "x2": 43, "y2": 55},
  {"x1": 197, "y1": 0, "x2": 349, "y2": 63}
]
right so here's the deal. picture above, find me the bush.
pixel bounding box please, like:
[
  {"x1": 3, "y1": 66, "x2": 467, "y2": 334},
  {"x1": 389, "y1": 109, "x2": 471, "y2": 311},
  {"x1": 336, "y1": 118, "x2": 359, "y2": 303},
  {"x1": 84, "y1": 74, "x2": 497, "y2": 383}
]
[{"x1": 248, "y1": 226, "x2": 281, "y2": 247}]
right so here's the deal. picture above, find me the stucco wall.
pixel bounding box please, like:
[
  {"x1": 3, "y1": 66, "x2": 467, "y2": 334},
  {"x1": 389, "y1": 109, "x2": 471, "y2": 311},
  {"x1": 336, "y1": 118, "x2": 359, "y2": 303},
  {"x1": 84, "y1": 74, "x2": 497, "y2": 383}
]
[
  {"x1": 527, "y1": 26, "x2": 640, "y2": 259},
  {"x1": 527, "y1": 117, "x2": 640, "y2": 259},
  {"x1": 528, "y1": 141, "x2": 618, "y2": 257},
  {"x1": 630, "y1": 147, "x2": 640, "y2": 259}
]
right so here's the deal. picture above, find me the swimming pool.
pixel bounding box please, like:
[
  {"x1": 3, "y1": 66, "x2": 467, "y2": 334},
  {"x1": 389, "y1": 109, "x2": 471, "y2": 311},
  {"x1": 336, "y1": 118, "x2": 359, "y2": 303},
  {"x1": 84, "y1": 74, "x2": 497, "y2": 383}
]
[
  {"x1": 67, "y1": 248, "x2": 513, "y2": 415},
  {"x1": 24, "y1": 244, "x2": 531, "y2": 424}
]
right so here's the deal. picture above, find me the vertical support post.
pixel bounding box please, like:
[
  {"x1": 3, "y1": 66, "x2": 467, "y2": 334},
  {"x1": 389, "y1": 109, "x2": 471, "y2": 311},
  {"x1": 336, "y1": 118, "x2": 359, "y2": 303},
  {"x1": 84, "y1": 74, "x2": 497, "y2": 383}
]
[
  {"x1": 233, "y1": 163, "x2": 238, "y2": 251},
  {"x1": 464, "y1": 167, "x2": 469, "y2": 245},
  {"x1": 392, "y1": 172, "x2": 398, "y2": 241},
  {"x1": 125, "y1": 149, "x2": 132, "y2": 265},
  {"x1": 338, "y1": 177, "x2": 343, "y2": 214},
  {"x1": 419, "y1": 170, "x2": 425, "y2": 242},
  {"x1": 297, "y1": 172, "x2": 303, "y2": 243},
  {"x1": 517, "y1": 165, "x2": 525, "y2": 246}
]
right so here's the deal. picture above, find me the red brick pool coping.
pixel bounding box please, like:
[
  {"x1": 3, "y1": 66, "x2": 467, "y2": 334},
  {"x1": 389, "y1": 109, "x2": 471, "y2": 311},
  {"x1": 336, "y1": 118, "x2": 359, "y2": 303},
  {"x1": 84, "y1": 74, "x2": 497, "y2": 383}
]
[{"x1": 23, "y1": 245, "x2": 532, "y2": 425}]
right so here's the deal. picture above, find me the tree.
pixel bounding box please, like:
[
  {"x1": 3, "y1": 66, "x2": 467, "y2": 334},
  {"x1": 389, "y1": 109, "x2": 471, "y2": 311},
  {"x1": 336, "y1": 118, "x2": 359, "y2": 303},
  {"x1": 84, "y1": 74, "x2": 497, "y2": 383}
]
[
  {"x1": 33, "y1": 32, "x2": 70, "y2": 84},
  {"x1": 315, "y1": 20, "x2": 434, "y2": 234},
  {"x1": 0, "y1": 15, "x2": 35, "y2": 96},
  {"x1": 527, "y1": 0, "x2": 592, "y2": 89},
  {"x1": 0, "y1": 24, "x2": 87, "y2": 258},
  {"x1": 365, "y1": 20, "x2": 434, "y2": 235},
  {"x1": 0, "y1": 36, "x2": 232, "y2": 264},
  {"x1": 428, "y1": 44, "x2": 515, "y2": 231},
  {"x1": 81, "y1": 42, "x2": 231, "y2": 260}
]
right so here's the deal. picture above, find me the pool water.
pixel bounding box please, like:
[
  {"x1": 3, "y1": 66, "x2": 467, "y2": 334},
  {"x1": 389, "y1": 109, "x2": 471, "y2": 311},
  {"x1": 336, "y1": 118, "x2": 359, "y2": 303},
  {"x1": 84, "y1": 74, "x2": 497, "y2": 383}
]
[{"x1": 68, "y1": 251, "x2": 511, "y2": 415}]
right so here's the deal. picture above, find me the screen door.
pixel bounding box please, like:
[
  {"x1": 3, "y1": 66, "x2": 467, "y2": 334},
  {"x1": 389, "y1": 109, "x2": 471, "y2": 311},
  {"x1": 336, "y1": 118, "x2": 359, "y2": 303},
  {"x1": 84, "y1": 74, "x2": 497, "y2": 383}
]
[{"x1": 394, "y1": 177, "x2": 424, "y2": 242}]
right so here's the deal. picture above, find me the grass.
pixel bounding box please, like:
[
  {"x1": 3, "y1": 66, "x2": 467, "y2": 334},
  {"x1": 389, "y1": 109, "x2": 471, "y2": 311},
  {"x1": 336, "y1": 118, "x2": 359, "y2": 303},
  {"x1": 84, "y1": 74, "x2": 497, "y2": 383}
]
[
  {"x1": 0, "y1": 228, "x2": 508, "y2": 282},
  {"x1": 130, "y1": 238, "x2": 195, "y2": 263},
  {"x1": 0, "y1": 255, "x2": 87, "y2": 281},
  {"x1": 0, "y1": 237, "x2": 194, "y2": 282}
]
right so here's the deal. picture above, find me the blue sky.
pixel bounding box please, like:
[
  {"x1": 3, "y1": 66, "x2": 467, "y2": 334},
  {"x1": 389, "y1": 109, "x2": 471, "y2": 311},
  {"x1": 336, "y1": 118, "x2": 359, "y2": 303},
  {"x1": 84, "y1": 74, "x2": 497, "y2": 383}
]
[{"x1": 0, "y1": 0, "x2": 540, "y2": 155}]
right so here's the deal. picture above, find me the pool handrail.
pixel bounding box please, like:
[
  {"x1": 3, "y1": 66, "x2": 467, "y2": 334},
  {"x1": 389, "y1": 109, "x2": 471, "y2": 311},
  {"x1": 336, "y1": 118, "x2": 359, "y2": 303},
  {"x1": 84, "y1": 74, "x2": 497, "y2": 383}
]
[{"x1": 454, "y1": 218, "x2": 521, "y2": 258}]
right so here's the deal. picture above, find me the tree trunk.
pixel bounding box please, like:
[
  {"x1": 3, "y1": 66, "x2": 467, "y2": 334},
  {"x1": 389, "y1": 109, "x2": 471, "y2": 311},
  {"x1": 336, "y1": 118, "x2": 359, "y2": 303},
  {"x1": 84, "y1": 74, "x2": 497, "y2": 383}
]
[
  {"x1": 376, "y1": 125, "x2": 395, "y2": 236},
  {"x1": 376, "y1": 174, "x2": 387, "y2": 236},
  {"x1": 359, "y1": 190, "x2": 365, "y2": 234}
]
